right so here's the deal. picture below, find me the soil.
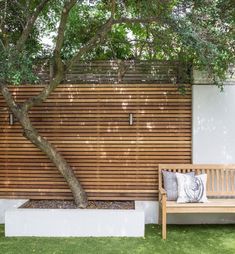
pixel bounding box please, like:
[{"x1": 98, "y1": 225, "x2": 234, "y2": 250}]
[{"x1": 21, "y1": 200, "x2": 135, "y2": 210}]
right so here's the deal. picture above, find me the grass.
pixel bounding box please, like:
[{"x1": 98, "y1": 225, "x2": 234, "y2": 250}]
[{"x1": 0, "y1": 224, "x2": 235, "y2": 254}]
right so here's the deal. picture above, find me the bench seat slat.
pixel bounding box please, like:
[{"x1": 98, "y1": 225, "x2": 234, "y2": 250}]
[
  {"x1": 166, "y1": 199, "x2": 235, "y2": 213},
  {"x1": 167, "y1": 198, "x2": 235, "y2": 207}
]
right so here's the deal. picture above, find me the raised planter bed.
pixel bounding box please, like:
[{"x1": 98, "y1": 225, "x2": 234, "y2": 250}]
[{"x1": 5, "y1": 201, "x2": 145, "y2": 237}]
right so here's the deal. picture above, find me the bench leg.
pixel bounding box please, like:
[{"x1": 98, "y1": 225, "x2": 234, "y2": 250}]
[
  {"x1": 162, "y1": 206, "x2": 166, "y2": 240},
  {"x1": 161, "y1": 195, "x2": 167, "y2": 240},
  {"x1": 158, "y1": 203, "x2": 162, "y2": 224}
]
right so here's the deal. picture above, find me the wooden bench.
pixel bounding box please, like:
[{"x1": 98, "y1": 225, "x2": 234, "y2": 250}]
[{"x1": 159, "y1": 164, "x2": 235, "y2": 240}]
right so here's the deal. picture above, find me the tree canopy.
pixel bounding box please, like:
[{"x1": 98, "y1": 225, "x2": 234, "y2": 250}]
[{"x1": 0, "y1": 0, "x2": 234, "y2": 85}]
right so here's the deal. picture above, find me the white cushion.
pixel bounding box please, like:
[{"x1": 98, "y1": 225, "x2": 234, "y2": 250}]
[{"x1": 176, "y1": 173, "x2": 208, "y2": 203}]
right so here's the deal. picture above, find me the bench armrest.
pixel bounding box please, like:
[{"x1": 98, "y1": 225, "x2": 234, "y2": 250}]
[
  {"x1": 159, "y1": 187, "x2": 167, "y2": 201},
  {"x1": 159, "y1": 187, "x2": 167, "y2": 196}
]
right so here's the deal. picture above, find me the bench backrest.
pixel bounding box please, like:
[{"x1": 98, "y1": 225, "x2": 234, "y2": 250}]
[{"x1": 159, "y1": 164, "x2": 235, "y2": 198}]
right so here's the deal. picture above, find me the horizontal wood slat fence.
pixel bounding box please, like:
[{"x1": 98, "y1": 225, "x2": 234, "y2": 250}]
[
  {"x1": 37, "y1": 60, "x2": 190, "y2": 84},
  {"x1": 0, "y1": 83, "x2": 191, "y2": 201}
]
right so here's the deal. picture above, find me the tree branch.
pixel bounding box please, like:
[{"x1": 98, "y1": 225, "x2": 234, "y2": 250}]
[
  {"x1": 21, "y1": 0, "x2": 77, "y2": 112},
  {"x1": 0, "y1": 0, "x2": 7, "y2": 31},
  {"x1": 53, "y1": 0, "x2": 77, "y2": 79},
  {"x1": 16, "y1": 0, "x2": 51, "y2": 51},
  {"x1": 66, "y1": 18, "x2": 114, "y2": 69},
  {"x1": 54, "y1": 0, "x2": 77, "y2": 57},
  {"x1": 0, "y1": 83, "x2": 20, "y2": 116},
  {"x1": 111, "y1": 0, "x2": 116, "y2": 19},
  {"x1": 66, "y1": 15, "x2": 163, "y2": 69}
]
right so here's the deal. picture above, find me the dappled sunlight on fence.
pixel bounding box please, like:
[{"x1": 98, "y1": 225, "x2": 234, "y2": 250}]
[{"x1": 0, "y1": 83, "x2": 191, "y2": 200}]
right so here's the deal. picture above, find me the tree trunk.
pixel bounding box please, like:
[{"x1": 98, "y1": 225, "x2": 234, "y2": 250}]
[
  {"x1": 19, "y1": 113, "x2": 88, "y2": 208},
  {"x1": 0, "y1": 82, "x2": 88, "y2": 208}
]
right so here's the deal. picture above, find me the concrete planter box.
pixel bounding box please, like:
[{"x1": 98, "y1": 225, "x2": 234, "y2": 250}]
[{"x1": 5, "y1": 208, "x2": 144, "y2": 237}]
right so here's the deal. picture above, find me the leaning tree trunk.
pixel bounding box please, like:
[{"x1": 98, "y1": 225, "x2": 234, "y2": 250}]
[
  {"x1": 0, "y1": 83, "x2": 88, "y2": 208},
  {"x1": 20, "y1": 114, "x2": 88, "y2": 208}
]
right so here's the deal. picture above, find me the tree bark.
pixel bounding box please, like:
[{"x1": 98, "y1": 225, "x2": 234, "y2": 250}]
[
  {"x1": 21, "y1": 116, "x2": 88, "y2": 208},
  {"x1": 0, "y1": 83, "x2": 88, "y2": 207},
  {"x1": 16, "y1": 0, "x2": 51, "y2": 51}
]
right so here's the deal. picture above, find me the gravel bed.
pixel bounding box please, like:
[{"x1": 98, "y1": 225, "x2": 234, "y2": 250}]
[{"x1": 21, "y1": 200, "x2": 135, "y2": 209}]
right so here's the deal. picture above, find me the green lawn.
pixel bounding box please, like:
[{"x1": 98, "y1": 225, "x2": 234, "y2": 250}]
[{"x1": 0, "y1": 224, "x2": 234, "y2": 254}]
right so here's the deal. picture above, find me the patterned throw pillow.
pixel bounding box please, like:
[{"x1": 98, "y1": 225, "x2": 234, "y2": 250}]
[
  {"x1": 162, "y1": 170, "x2": 195, "y2": 201},
  {"x1": 176, "y1": 173, "x2": 208, "y2": 203}
]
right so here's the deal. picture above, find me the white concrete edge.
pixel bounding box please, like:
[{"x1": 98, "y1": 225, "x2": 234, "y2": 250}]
[{"x1": 0, "y1": 199, "x2": 28, "y2": 224}]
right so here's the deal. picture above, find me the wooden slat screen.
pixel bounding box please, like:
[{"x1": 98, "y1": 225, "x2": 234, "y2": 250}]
[
  {"x1": 0, "y1": 84, "x2": 192, "y2": 200},
  {"x1": 37, "y1": 60, "x2": 190, "y2": 84}
]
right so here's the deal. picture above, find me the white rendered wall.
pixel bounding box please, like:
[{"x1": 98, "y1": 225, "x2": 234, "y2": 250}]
[
  {"x1": 193, "y1": 85, "x2": 235, "y2": 163},
  {"x1": 135, "y1": 201, "x2": 158, "y2": 224},
  {"x1": 190, "y1": 83, "x2": 235, "y2": 224}
]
